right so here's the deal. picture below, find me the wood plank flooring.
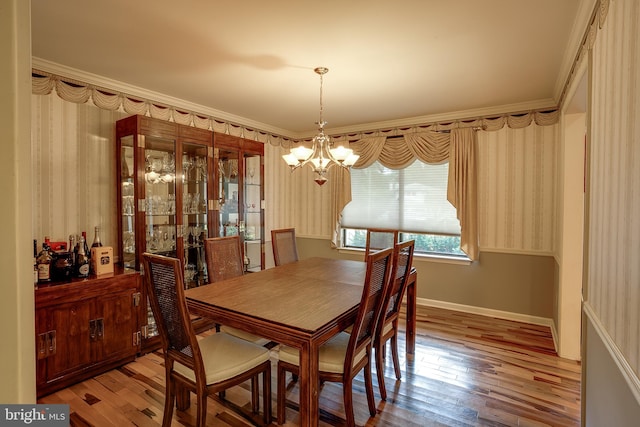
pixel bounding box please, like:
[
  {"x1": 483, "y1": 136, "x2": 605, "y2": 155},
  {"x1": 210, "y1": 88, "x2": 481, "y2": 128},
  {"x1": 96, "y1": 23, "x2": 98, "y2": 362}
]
[{"x1": 38, "y1": 305, "x2": 581, "y2": 426}]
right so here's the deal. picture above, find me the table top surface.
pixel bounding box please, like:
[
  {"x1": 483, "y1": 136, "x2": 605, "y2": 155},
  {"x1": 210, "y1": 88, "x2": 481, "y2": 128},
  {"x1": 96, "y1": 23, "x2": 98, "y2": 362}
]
[{"x1": 185, "y1": 257, "x2": 366, "y2": 333}]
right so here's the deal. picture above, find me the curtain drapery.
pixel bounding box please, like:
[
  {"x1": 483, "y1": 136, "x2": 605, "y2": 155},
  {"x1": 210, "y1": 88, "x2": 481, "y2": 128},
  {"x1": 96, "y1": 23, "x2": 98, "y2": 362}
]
[
  {"x1": 332, "y1": 128, "x2": 479, "y2": 261},
  {"x1": 447, "y1": 128, "x2": 478, "y2": 260}
]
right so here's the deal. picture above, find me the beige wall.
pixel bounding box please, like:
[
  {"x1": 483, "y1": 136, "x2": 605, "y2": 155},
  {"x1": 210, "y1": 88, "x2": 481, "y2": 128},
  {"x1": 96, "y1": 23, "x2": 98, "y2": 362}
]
[
  {"x1": 297, "y1": 237, "x2": 555, "y2": 320},
  {"x1": 582, "y1": 0, "x2": 640, "y2": 421},
  {"x1": 0, "y1": 0, "x2": 36, "y2": 402}
]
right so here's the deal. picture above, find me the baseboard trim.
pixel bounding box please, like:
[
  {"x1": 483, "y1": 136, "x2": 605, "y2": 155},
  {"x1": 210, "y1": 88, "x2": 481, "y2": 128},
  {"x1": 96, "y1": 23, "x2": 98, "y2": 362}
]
[
  {"x1": 417, "y1": 297, "x2": 557, "y2": 332},
  {"x1": 584, "y1": 301, "x2": 640, "y2": 405}
]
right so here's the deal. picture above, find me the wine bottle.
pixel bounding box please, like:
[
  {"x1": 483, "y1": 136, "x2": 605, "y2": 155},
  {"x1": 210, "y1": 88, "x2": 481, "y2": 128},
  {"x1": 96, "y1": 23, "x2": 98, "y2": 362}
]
[
  {"x1": 36, "y1": 240, "x2": 53, "y2": 283},
  {"x1": 81, "y1": 231, "x2": 91, "y2": 263},
  {"x1": 91, "y1": 226, "x2": 103, "y2": 248},
  {"x1": 75, "y1": 236, "x2": 90, "y2": 278}
]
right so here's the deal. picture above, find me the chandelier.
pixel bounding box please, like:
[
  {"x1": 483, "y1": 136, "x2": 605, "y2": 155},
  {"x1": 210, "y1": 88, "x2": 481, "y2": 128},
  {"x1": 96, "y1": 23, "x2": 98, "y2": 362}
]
[{"x1": 282, "y1": 67, "x2": 359, "y2": 185}]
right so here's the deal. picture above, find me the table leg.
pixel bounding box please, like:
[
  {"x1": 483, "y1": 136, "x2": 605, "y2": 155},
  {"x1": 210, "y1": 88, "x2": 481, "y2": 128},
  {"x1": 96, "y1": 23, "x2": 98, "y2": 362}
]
[
  {"x1": 298, "y1": 341, "x2": 320, "y2": 427},
  {"x1": 406, "y1": 271, "x2": 417, "y2": 355}
]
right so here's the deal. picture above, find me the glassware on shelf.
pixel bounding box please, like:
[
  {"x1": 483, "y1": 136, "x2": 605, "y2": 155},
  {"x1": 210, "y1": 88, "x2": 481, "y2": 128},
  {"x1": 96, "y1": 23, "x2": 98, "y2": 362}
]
[{"x1": 184, "y1": 263, "x2": 196, "y2": 282}]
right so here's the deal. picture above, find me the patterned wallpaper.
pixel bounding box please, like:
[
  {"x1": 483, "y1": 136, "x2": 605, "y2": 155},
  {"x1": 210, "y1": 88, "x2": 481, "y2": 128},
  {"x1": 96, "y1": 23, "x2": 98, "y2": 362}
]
[
  {"x1": 587, "y1": 0, "x2": 640, "y2": 381},
  {"x1": 477, "y1": 125, "x2": 558, "y2": 254},
  {"x1": 31, "y1": 95, "x2": 127, "y2": 250},
  {"x1": 31, "y1": 94, "x2": 559, "y2": 258}
]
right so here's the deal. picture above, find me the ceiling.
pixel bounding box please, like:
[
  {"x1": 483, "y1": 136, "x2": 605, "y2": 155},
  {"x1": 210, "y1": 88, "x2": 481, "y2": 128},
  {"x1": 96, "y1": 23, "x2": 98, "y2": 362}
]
[{"x1": 30, "y1": 0, "x2": 584, "y2": 138}]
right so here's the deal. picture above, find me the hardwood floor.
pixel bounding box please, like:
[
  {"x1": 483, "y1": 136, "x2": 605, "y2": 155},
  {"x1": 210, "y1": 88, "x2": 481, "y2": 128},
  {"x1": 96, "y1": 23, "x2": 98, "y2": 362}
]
[{"x1": 38, "y1": 305, "x2": 581, "y2": 426}]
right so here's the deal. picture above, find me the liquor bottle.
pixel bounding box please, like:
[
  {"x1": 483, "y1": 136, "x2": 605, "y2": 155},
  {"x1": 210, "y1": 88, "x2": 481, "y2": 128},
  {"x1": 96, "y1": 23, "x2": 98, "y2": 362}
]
[
  {"x1": 33, "y1": 239, "x2": 39, "y2": 287},
  {"x1": 36, "y1": 240, "x2": 53, "y2": 283},
  {"x1": 75, "y1": 236, "x2": 90, "y2": 278},
  {"x1": 91, "y1": 226, "x2": 103, "y2": 248},
  {"x1": 68, "y1": 235, "x2": 76, "y2": 268},
  {"x1": 81, "y1": 231, "x2": 91, "y2": 263}
]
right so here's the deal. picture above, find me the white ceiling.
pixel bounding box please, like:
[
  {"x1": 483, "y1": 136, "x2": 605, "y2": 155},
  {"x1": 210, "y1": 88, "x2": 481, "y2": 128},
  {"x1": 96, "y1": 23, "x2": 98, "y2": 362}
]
[{"x1": 30, "y1": 0, "x2": 585, "y2": 138}]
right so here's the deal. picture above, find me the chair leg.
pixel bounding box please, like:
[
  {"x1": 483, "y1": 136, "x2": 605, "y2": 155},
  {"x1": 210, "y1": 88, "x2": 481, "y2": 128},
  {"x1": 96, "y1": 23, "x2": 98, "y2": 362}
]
[
  {"x1": 364, "y1": 360, "x2": 377, "y2": 417},
  {"x1": 390, "y1": 332, "x2": 402, "y2": 380},
  {"x1": 196, "y1": 390, "x2": 208, "y2": 427},
  {"x1": 251, "y1": 375, "x2": 259, "y2": 413},
  {"x1": 162, "y1": 378, "x2": 176, "y2": 427},
  {"x1": 375, "y1": 341, "x2": 388, "y2": 401},
  {"x1": 343, "y1": 377, "x2": 356, "y2": 427},
  {"x1": 276, "y1": 363, "x2": 287, "y2": 425},
  {"x1": 176, "y1": 384, "x2": 190, "y2": 410},
  {"x1": 262, "y1": 364, "x2": 272, "y2": 426}
]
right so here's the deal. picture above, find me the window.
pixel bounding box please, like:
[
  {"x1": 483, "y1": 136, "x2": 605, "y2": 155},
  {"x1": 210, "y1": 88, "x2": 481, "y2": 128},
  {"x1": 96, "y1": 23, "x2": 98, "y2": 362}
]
[{"x1": 341, "y1": 160, "x2": 466, "y2": 257}]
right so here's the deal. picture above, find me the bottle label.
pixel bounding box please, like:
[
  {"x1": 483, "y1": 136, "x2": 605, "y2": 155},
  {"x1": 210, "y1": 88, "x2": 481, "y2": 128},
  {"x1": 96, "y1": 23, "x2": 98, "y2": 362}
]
[
  {"x1": 37, "y1": 264, "x2": 50, "y2": 281},
  {"x1": 78, "y1": 263, "x2": 90, "y2": 276}
]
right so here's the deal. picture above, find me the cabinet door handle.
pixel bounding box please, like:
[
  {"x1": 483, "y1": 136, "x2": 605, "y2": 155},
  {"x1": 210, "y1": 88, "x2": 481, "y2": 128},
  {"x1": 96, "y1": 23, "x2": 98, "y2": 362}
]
[
  {"x1": 47, "y1": 330, "x2": 56, "y2": 356},
  {"x1": 96, "y1": 318, "x2": 104, "y2": 340},
  {"x1": 37, "y1": 333, "x2": 47, "y2": 359},
  {"x1": 89, "y1": 319, "x2": 96, "y2": 341}
]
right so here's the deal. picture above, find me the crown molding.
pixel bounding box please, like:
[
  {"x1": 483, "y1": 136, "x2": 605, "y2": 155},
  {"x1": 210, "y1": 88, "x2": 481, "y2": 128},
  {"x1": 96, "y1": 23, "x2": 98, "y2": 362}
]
[
  {"x1": 33, "y1": 57, "x2": 558, "y2": 141},
  {"x1": 317, "y1": 99, "x2": 558, "y2": 139},
  {"x1": 32, "y1": 57, "x2": 295, "y2": 139},
  {"x1": 554, "y1": 0, "x2": 600, "y2": 104}
]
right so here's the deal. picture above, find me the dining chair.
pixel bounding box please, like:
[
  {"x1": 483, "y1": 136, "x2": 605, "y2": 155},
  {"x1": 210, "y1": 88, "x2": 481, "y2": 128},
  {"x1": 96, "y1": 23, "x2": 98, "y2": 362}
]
[
  {"x1": 364, "y1": 228, "x2": 399, "y2": 257},
  {"x1": 203, "y1": 235, "x2": 245, "y2": 283},
  {"x1": 271, "y1": 228, "x2": 299, "y2": 266},
  {"x1": 142, "y1": 253, "x2": 271, "y2": 427},
  {"x1": 203, "y1": 236, "x2": 271, "y2": 346},
  {"x1": 374, "y1": 239, "x2": 415, "y2": 401},
  {"x1": 276, "y1": 247, "x2": 394, "y2": 426}
]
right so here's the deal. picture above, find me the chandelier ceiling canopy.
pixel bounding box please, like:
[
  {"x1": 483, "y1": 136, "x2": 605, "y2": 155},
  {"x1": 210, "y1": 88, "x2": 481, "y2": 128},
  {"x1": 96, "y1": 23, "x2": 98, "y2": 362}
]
[{"x1": 282, "y1": 67, "x2": 359, "y2": 185}]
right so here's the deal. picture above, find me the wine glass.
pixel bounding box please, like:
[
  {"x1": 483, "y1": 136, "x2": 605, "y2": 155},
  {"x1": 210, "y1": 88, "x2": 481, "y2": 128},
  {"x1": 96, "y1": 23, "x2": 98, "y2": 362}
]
[
  {"x1": 182, "y1": 155, "x2": 193, "y2": 181},
  {"x1": 248, "y1": 167, "x2": 255, "y2": 184}
]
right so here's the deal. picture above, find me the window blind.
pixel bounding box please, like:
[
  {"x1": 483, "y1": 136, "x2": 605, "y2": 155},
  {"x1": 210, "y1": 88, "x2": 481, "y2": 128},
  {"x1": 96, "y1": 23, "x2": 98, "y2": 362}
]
[{"x1": 341, "y1": 160, "x2": 461, "y2": 235}]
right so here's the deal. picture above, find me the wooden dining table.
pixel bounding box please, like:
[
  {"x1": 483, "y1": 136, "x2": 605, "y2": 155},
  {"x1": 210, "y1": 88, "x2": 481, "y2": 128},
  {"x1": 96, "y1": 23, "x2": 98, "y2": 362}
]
[{"x1": 185, "y1": 257, "x2": 417, "y2": 427}]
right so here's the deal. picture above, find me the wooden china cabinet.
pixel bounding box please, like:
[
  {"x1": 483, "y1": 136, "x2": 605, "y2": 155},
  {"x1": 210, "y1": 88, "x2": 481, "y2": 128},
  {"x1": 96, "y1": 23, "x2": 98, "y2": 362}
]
[
  {"x1": 214, "y1": 133, "x2": 265, "y2": 273},
  {"x1": 116, "y1": 115, "x2": 264, "y2": 351}
]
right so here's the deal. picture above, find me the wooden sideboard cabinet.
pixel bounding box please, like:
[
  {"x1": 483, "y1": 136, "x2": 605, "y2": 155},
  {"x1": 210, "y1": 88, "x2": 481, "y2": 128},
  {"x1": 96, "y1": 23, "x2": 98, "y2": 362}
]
[{"x1": 35, "y1": 268, "x2": 141, "y2": 398}]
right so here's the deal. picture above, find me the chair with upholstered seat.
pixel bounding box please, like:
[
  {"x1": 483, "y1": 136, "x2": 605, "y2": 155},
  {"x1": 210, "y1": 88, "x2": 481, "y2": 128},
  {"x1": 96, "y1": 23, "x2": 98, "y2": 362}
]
[
  {"x1": 142, "y1": 253, "x2": 271, "y2": 427},
  {"x1": 374, "y1": 239, "x2": 415, "y2": 401},
  {"x1": 276, "y1": 247, "x2": 394, "y2": 426},
  {"x1": 271, "y1": 228, "x2": 299, "y2": 266},
  {"x1": 364, "y1": 228, "x2": 399, "y2": 257},
  {"x1": 203, "y1": 236, "x2": 271, "y2": 346}
]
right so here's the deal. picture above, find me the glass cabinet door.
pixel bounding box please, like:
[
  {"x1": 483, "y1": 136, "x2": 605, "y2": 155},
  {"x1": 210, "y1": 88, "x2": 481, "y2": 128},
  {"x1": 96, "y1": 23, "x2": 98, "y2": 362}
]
[
  {"x1": 217, "y1": 149, "x2": 240, "y2": 238},
  {"x1": 243, "y1": 153, "x2": 262, "y2": 272},
  {"x1": 182, "y1": 143, "x2": 209, "y2": 288},
  {"x1": 143, "y1": 136, "x2": 178, "y2": 261},
  {"x1": 119, "y1": 136, "x2": 135, "y2": 269}
]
